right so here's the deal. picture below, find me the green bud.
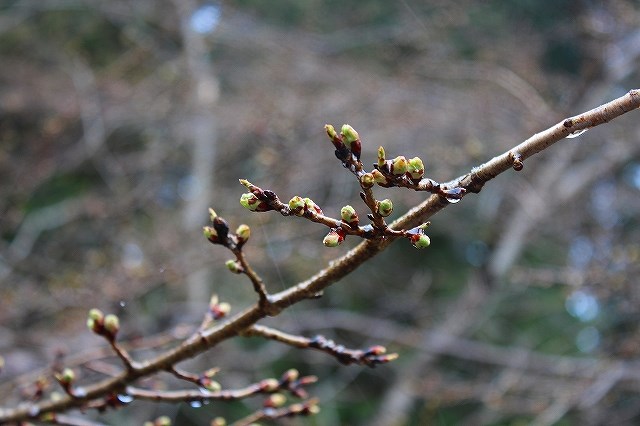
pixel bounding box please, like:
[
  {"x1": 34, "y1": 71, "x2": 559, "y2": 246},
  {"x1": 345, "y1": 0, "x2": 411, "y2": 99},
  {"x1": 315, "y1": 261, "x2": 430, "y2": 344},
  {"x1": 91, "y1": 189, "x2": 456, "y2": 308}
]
[
  {"x1": 208, "y1": 207, "x2": 218, "y2": 221},
  {"x1": 239, "y1": 192, "x2": 263, "y2": 212},
  {"x1": 57, "y1": 368, "x2": 75, "y2": 385},
  {"x1": 303, "y1": 198, "x2": 323, "y2": 215},
  {"x1": 203, "y1": 367, "x2": 220, "y2": 379},
  {"x1": 377, "y1": 199, "x2": 393, "y2": 217},
  {"x1": 340, "y1": 205, "x2": 359, "y2": 225},
  {"x1": 361, "y1": 173, "x2": 375, "y2": 189},
  {"x1": 411, "y1": 234, "x2": 431, "y2": 249},
  {"x1": 308, "y1": 403, "x2": 321, "y2": 415},
  {"x1": 282, "y1": 368, "x2": 300, "y2": 382},
  {"x1": 211, "y1": 418, "x2": 227, "y2": 426},
  {"x1": 225, "y1": 259, "x2": 244, "y2": 274},
  {"x1": 103, "y1": 314, "x2": 120, "y2": 336},
  {"x1": 288, "y1": 196, "x2": 305, "y2": 216},
  {"x1": 408, "y1": 157, "x2": 424, "y2": 180},
  {"x1": 235, "y1": 224, "x2": 251, "y2": 242},
  {"x1": 371, "y1": 169, "x2": 388, "y2": 186},
  {"x1": 202, "y1": 379, "x2": 221, "y2": 392},
  {"x1": 323, "y1": 230, "x2": 344, "y2": 247},
  {"x1": 377, "y1": 146, "x2": 386, "y2": 167},
  {"x1": 155, "y1": 416, "x2": 172, "y2": 426},
  {"x1": 87, "y1": 308, "x2": 104, "y2": 331},
  {"x1": 266, "y1": 393, "x2": 287, "y2": 408},
  {"x1": 238, "y1": 179, "x2": 252, "y2": 189},
  {"x1": 340, "y1": 124, "x2": 359, "y2": 145},
  {"x1": 324, "y1": 124, "x2": 338, "y2": 140},
  {"x1": 203, "y1": 226, "x2": 218, "y2": 243},
  {"x1": 260, "y1": 378, "x2": 280, "y2": 392},
  {"x1": 391, "y1": 156, "x2": 408, "y2": 175}
]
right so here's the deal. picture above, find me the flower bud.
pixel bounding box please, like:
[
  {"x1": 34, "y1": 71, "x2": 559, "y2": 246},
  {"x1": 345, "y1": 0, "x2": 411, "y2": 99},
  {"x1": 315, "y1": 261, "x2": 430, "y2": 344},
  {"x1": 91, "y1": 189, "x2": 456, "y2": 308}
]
[
  {"x1": 360, "y1": 173, "x2": 375, "y2": 189},
  {"x1": 323, "y1": 229, "x2": 344, "y2": 247},
  {"x1": 282, "y1": 368, "x2": 299, "y2": 382},
  {"x1": 303, "y1": 198, "x2": 323, "y2": 215},
  {"x1": 212, "y1": 302, "x2": 231, "y2": 320},
  {"x1": 324, "y1": 124, "x2": 338, "y2": 140},
  {"x1": 211, "y1": 417, "x2": 227, "y2": 426},
  {"x1": 377, "y1": 199, "x2": 393, "y2": 217},
  {"x1": 87, "y1": 308, "x2": 104, "y2": 332},
  {"x1": 103, "y1": 314, "x2": 120, "y2": 336},
  {"x1": 155, "y1": 416, "x2": 172, "y2": 426},
  {"x1": 408, "y1": 157, "x2": 424, "y2": 180},
  {"x1": 260, "y1": 378, "x2": 280, "y2": 392},
  {"x1": 410, "y1": 234, "x2": 431, "y2": 249},
  {"x1": 203, "y1": 226, "x2": 218, "y2": 243},
  {"x1": 391, "y1": 156, "x2": 408, "y2": 175},
  {"x1": 240, "y1": 193, "x2": 272, "y2": 212},
  {"x1": 201, "y1": 379, "x2": 221, "y2": 392},
  {"x1": 340, "y1": 124, "x2": 359, "y2": 145},
  {"x1": 235, "y1": 224, "x2": 251, "y2": 242},
  {"x1": 208, "y1": 208, "x2": 218, "y2": 221},
  {"x1": 288, "y1": 196, "x2": 305, "y2": 216},
  {"x1": 340, "y1": 205, "x2": 359, "y2": 226},
  {"x1": 371, "y1": 169, "x2": 388, "y2": 186},
  {"x1": 56, "y1": 368, "x2": 75, "y2": 386},
  {"x1": 265, "y1": 393, "x2": 287, "y2": 408},
  {"x1": 377, "y1": 146, "x2": 386, "y2": 167},
  {"x1": 340, "y1": 124, "x2": 361, "y2": 159},
  {"x1": 203, "y1": 367, "x2": 220, "y2": 379},
  {"x1": 225, "y1": 259, "x2": 244, "y2": 274}
]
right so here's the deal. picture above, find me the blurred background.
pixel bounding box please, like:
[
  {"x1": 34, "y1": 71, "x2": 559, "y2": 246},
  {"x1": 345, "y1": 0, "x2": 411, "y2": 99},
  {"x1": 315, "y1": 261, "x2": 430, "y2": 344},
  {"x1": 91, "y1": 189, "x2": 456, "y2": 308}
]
[{"x1": 1, "y1": 1, "x2": 640, "y2": 424}]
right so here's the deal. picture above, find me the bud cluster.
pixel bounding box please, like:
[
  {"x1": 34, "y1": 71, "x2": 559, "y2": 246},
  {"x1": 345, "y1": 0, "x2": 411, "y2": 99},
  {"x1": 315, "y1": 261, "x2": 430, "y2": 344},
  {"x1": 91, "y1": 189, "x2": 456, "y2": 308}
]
[
  {"x1": 86, "y1": 308, "x2": 120, "y2": 342},
  {"x1": 209, "y1": 295, "x2": 231, "y2": 320},
  {"x1": 199, "y1": 367, "x2": 221, "y2": 392},
  {"x1": 288, "y1": 196, "x2": 324, "y2": 217}
]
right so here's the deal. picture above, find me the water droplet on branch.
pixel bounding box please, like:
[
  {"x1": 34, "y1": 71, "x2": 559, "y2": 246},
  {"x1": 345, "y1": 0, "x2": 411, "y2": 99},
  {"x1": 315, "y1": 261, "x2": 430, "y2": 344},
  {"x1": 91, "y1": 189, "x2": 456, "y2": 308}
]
[{"x1": 567, "y1": 128, "x2": 588, "y2": 139}]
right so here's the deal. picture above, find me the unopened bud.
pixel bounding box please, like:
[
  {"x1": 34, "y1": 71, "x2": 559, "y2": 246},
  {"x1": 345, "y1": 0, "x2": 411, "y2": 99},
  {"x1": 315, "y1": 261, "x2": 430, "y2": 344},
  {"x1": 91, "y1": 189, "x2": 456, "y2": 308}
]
[
  {"x1": 288, "y1": 196, "x2": 305, "y2": 216},
  {"x1": 103, "y1": 314, "x2": 120, "y2": 336},
  {"x1": 377, "y1": 199, "x2": 393, "y2": 217},
  {"x1": 225, "y1": 260, "x2": 244, "y2": 274},
  {"x1": 240, "y1": 193, "x2": 262, "y2": 212},
  {"x1": 208, "y1": 208, "x2": 218, "y2": 221},
  {"x1": 282, "y1": 368, "x2": 299, "y2": 382},
  {"x1": 340, "y1": 124, "x2": 361, "y2": 159},
  {"x1": 377, "y1": 146, "x2": 386, "y2": 167},
  {"x1": 87, "y1": 308, "x2": 104, "y2": 331},
  {"x1": 235, "y1": 224, "x2": 251, "y2": 242},
  {"x1": 303, "y1": 198, "x2": 323, "y2": 215},
  {"x1": 391, "y1": 156, "x2": 408, "y2": 175},
  {"x1": 211, "y1": 417, "x2": 227, "y2": 426},
  {"x1": 203, "y1": 367, "x2": 220, "y2": 379},
  {"x1": 360, "y1": 173, "x2": 375, "y2": 189},
  {"x1": 265, "y1": 393, "x2": 287, "y2": 408},
  {"x1": 323, "y1": 230, "x2": 344, "y2": 247},
  {"x1": 340, "y1": 205, "x2": 359, "y2": 225},
  {"x1": 212, "y1": 302, "x2": 231, "y2": 320},
  {"x1": 371, "y1": 169, "x2": 388, "y2": 186},
  {"x1": 260, "y1": 378, "x2": 280, "y2": 392},
  {"x1": 155, "y1": 416, "x2": 171, "y2": 426},
  {"x1": 203, "y1": 226, "x2": 218, "y2": 243},
  {"x1": 56, "y1": 368, "x2": 75, "y2": 386},
  {"x1": 324, "y1": 124, "x2": 338, "y2": 140},
  {"x1": 408, "y1": 157, "x2": 424, "y2": 180},
  {"x1": 340, "y1": 124, "x2": 359, "y2": 145},
  {"x1": 201, "y1": 379, "x2": 221, "y2": 392},
  {"x1": 411, "y1": 234, "x2": 431, "y2": 249}
]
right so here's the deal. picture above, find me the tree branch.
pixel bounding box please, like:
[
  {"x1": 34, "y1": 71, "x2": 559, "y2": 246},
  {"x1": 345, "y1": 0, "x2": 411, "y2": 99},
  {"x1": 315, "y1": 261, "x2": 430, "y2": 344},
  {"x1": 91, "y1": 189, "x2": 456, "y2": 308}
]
[{"x1": 1, "y1": 89, "x2": 638, "y2": 424}]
